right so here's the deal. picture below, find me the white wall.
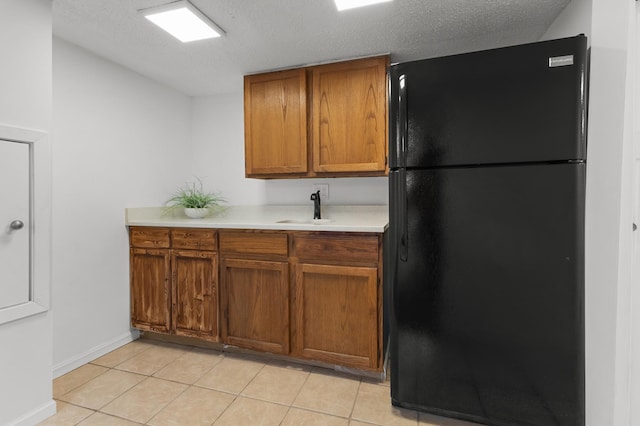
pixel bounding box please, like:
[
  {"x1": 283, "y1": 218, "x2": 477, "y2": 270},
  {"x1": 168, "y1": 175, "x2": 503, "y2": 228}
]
[
  {"x1": 542, "y1": 0, "x2": 592, "y2": 41},
  {"x1": 0, "y1": 0, "x2": 51, "y2": 131},
  {"x1": 620, "y1": 4, "x2": 640, "y2": 425},
  {"x1": 190, "y1": 93, "x2": 388, "y2": 206},
  {"x1": 614, "y1": 4, "x2": 639, "y2": 424},
  {"x1": 543, "y1": 0, "x2": 638, "y2": 425},
  {"x1": 0, "y1": 0, "x2": 55, "y2": 425},
  {"x1": 190, "y1": 94, "x2": 264, "y2": 204},
  {"x1": 587, "y1": 0, "x2": 637, "y2": 424},
  {"x1": 52, "y1": 38, "x2": 192, "y2": 375}
]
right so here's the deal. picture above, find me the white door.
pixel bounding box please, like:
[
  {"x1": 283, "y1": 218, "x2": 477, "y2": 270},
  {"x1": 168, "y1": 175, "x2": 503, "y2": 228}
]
[
  {"x1": 632, "y1": 108, "x2": 640, "y2": 426},
  {"x1": 631, "y1": 4, "x2": 640, "y2": 425},
  {"x1": 0, "y1": 139, "x2": 30, "y2": 308}
]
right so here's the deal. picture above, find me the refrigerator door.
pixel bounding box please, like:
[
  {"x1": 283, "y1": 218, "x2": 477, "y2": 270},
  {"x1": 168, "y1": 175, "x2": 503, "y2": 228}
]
[
  {"x1": 390, "y1": 163, "x2": 585, "y2": 426},
  {"x1": 389, "y1": 36, "x2": 587, "y2": 170}
]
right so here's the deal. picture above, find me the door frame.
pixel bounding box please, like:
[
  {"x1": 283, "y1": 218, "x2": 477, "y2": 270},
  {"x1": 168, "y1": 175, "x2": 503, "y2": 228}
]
[{"x1": 0, "y1": 124, "x2": 50, "y2": 325}]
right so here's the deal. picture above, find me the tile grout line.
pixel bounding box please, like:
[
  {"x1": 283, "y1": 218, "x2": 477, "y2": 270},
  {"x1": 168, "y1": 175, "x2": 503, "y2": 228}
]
[
  {"x1": 144, "y1": 376, "x2": 192, "y2": 425},
  {"x1": 101, "y1": 356, "x2": 204, "y2": 424},
  {"x1": 283, "y1": 364, "x2": 313, "y2": 408},
  {"x1": 54, "y1": 365, "x2": 111, "y2": 401},
  {"x1": 94, "y1": 367, "x2": 145, "y2": 415},
  {"x1": 207, "y1": 359, "x2": 269, "y2": 425},
  {"x1": 57, "y1": 377, "x2": 145, "y2": 426},
  {"x1": 278, "y1": 406, "x2": 293, "y2": 426},
  {"x1": 143, "y1": 349, "x2": 233, "y2": 426},
  {"x1": 149, "y1": 350, "x2": 225, "y2": 387},
  {"x1": 287, "y1": 367, "x2": 363, "y2": 423},
  {"x1": 89, "y1": 351, "x2": 173, "y2": 422},
  {"x1": 92, "y1": 409, "x2": 146, "y2": 425},
  {"x1": 349, "y1": 377, "x2": 364, "y2": 423},
  {"x1": 89, "y1": 341, "x2": 155, "y2": 370},
  {"x1": 96, "y1": 363, "x2": 154, "y2": 414},
  {"x1": 275, "y1": 364, "x2": 314, "y2": 425},
  {"x1": 55, "y1": 365, "x2": 142, "y2": 414},
  {"x1": 52, "y1": 374, "x2": 103, "y2": 425},
  {"x1": 206, "y1": 360, "x2": 334, "y2": 424},
  {"x1": 50, "y1": 401, "x2": 96, "y2": 426},
  {"x1": 209, "y1": 392, "x2": 238, "y2": 425},
  {"x1": 283, "y1": 405, "x2": 353, "y2": 422}
]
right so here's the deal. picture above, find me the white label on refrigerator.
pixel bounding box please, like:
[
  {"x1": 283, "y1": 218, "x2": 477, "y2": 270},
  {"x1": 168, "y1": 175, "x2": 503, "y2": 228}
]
[{"x1": 548, "y1": 55, "x2": 574, "y2": 67}]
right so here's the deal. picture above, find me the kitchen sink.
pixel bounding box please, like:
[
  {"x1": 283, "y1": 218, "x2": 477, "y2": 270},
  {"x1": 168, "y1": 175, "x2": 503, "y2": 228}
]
[{"x1": 276, "y1": 219, "x2": 332, "y2": 225}]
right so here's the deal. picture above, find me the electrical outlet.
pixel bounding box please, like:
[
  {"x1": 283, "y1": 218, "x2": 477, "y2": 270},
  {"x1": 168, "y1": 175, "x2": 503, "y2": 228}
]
[{"x1": 312, "y1": 183, "x2": 329, "y2": 200}]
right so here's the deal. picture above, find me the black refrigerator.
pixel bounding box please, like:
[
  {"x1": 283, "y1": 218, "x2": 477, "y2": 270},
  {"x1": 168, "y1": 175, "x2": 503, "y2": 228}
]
[{"x1": 388, "y1": 36, "x2": 587, "y2": 426}]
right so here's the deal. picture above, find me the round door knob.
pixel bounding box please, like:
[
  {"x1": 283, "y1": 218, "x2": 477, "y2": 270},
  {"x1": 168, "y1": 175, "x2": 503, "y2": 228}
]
[{"x1": 9, "y1": 220, "x2": 24, "y2": 231}]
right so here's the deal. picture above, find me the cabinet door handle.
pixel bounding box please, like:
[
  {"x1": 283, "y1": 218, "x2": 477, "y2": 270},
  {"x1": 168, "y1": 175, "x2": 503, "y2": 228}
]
[{"x1": 9, "y1": 220, "x2": 24, "y2": 232}]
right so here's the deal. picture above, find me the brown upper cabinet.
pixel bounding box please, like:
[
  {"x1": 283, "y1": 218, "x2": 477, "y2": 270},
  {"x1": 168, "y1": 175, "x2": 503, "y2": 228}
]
[
  {"x1": 244, "y1": 69, "x2": 308, "y2": 176},
  {"x1": 311, "y1": 57, "x2": 388, "y2": 174},
  {"x1": 244, "y1": 56, "x2": 389, "y2": 179}
]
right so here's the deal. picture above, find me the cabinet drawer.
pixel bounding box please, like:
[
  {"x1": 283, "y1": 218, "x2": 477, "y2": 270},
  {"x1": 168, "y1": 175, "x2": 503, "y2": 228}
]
[
  {"x1": 294, "y1": 233, "x2": 379, "y2": 264},
  {"x1": 130, "y1": 227, "x2": 170, "y2": 248},
  {"x1": 171, "y1": 228, "x2": 217, "y2": 251},
  {"x1": 219, "y1": 231, "x2": 288, "y2": 257}
]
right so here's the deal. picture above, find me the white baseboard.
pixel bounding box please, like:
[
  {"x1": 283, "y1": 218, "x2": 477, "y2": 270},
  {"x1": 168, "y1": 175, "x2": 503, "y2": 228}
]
[
  {"x1": 52, "y1": 329, "x2": 140, "y2": 378},
  {"x1": 10, "y1": 399, "x2": 56, "y2": 426}
]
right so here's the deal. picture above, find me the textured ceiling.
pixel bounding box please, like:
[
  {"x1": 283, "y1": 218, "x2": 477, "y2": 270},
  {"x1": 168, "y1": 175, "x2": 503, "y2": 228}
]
[{"x1": 52, "y1": 0, "x2": 572, "y2": 96}]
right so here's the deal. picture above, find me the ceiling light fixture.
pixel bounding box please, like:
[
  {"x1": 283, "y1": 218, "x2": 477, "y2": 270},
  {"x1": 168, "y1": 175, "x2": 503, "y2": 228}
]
[
  {"x1": 139, "y1": 0, "x2": 225, "y2": 43},
  {"x1": 334, "y1": 0, "x2": 393, "y2": 11}
]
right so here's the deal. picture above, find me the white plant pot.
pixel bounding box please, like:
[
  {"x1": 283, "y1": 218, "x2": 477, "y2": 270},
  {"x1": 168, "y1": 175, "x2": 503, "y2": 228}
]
[{"x1": 184, "y1": 208, "x2": 209, "y2": 219}]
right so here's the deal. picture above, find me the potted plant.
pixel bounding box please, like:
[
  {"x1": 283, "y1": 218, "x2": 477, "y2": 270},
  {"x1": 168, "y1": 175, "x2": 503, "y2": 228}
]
[{"x1": 164, "y1": 178, "x2": 225, "y2": 218}]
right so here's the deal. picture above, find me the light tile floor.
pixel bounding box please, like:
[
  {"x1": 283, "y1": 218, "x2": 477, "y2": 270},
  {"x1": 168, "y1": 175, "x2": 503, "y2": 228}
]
[{"x1": 40, "y1": 339, "x2": 477, "y2": 426}]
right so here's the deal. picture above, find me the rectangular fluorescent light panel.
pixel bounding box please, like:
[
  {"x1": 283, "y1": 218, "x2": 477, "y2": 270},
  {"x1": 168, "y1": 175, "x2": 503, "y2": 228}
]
[
  {"x1": 335, "y1": 0, "x2": 392, "y2": 11},
  {"x1": 141, "y1": 0, "x2": 224, "y2": 42}
]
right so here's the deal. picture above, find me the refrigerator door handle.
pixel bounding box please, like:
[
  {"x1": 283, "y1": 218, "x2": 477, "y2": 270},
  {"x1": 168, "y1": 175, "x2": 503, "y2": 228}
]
[
  {"x1": 398, "y1": 74, "x2": 408, "y2": 168},
  {"x1": 397, "y1": 74, "x2": 409, "y2": 262},
  {"x1": 399, "y1": 167, "x2": 409, "y2": 262}
]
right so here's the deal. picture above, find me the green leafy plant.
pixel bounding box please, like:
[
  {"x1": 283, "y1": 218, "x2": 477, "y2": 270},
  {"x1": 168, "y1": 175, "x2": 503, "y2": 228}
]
[{"x1": 164, "y1": 178, "x2": 225, "y2": 213}]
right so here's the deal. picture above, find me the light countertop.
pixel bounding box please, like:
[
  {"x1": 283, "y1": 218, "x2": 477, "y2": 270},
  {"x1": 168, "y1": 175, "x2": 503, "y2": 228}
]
[{"x1": 125, "y1": 205, "x2": 389, "y2": 233}]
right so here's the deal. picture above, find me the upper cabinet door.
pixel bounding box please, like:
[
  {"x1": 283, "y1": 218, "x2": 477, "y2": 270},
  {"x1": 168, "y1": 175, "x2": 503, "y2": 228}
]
[
  {"x1": 311, "y1": 57, "x2": 388, "y2": 174},
  {"x1": 244, "y1": 69, "x2": 308, "y2": 177}
]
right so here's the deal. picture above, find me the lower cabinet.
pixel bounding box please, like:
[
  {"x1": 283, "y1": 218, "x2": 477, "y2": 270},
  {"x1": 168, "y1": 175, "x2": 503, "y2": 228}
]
[
  {"x1": 219, "y1": 230, "x2": 290, "y2": 354},
  {"x1": 172, "y1": 249, "x2": 218, "y2": 340},
  {"x1": 130, "y1": 247, "x2": 171, "y2": 333},
  {"x1": 220, "y1": 258, "x2": 290, "y2": 354},
  {"x1": 291, "y1": 232, "x2": 383, "y2": 370},
  {"x1": 129, "y1": 227, "x2": 218, "y2": 341},
  {"x1": 130, "y1": 226, "x2": 383, "y2": 372},
  {"x1": 293, "y1": 263, "x2": 378, "y2": 369}
]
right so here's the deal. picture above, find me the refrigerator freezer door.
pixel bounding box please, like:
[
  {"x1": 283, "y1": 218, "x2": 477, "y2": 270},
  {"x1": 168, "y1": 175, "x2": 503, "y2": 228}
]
[
  {"x1": 388, "y1": 36, "x2": 587, "y2": 170},
  {"x1": 390, "y1": 163, "x2": 585, "y2": 426}
]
